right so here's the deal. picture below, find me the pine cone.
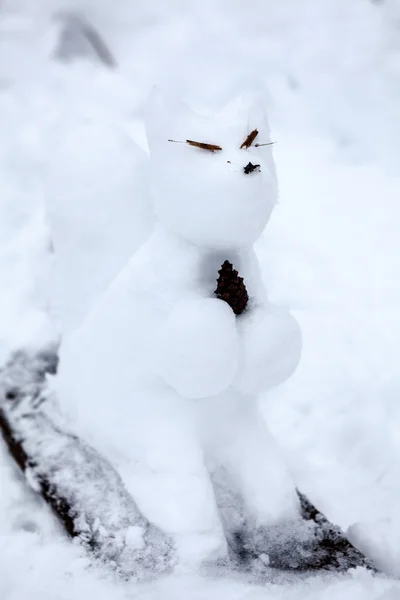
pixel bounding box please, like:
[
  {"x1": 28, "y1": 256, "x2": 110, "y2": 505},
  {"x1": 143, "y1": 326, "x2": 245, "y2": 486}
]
[{"x1": 214, "y1": 260, "x2": 249, "y2": 316}]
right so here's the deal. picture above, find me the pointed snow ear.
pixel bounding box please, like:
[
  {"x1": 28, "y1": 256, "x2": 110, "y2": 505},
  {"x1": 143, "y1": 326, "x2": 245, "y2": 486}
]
[
  {"x1": 145, "y1": 87, "x2": 194, "y2": 154},
  {"x1": 144, "y1": 87, "x2": 170, "y2": 153},
  {"x1": 220, "y1": 91, "x2": 272, "y2": 142},
  {"x1": 246, "y1": 96, "x2": 272, "y2": 141}
]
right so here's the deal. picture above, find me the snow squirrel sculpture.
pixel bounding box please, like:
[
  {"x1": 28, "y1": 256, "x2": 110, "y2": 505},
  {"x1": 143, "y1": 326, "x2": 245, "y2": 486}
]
[{"x1": 57, "y1": 90, "x2": 310, "y2": 569}]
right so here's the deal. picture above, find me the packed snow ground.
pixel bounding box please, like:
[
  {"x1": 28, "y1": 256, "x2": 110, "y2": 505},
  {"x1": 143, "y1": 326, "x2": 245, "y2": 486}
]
[{"x1": 1, "y1": 0, "x2": 400, "y2": 598}]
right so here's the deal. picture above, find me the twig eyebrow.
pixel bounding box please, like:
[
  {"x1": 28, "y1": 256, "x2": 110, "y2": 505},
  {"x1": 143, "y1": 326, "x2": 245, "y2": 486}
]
[
  {"x1": 240, "y1": 129, "x2": 258, "y2": 149},
  {"x1": 240, "y1": 129, "x2": 275, "y2": 148},
  {"x1": 168, "y1": 139, "x2": 222, "y2": 152},
  {"x1": 186, "y1": 140, "x2": 222, "y2": 152}
]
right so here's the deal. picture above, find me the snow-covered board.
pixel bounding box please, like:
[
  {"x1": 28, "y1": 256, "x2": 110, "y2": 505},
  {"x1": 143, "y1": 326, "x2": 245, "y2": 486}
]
[
  {"x1": 0, "y1": 345, "x2": 174, "y2": 579},
  {"x1": 0, "y1": 346, "x2": 377, "y2": 578},
  {"x1": 294, "y1": 491, "x2": 377, "y2": 572}
]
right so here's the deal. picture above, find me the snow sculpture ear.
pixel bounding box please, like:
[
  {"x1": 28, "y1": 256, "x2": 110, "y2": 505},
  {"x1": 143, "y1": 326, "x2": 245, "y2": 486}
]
[
  {"x1": 145, "y1": 87, "x2": 174, "y2": 147},
  {"x1": 220, "y1": 91, "x2": 272, "y2": 142},
  {"x1": 145, "y1": 87, "x2": 211, "y2": 156},
  {"x1": 145, "y1": 88, "x2": 193, "y2": 154},
  {"x1": 247, "y1": 93, "x2": 272, "y2": 137}
]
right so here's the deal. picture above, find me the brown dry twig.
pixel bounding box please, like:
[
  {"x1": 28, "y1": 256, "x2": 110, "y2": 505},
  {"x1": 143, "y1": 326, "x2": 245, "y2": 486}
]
[
  {"x1": 168, "y1": 139, "x2": 222, "y2": 152},
  {"x1": 240, "y1": 130, "x2": 275, "y2": 149},
  {"x1": 186, "y1": 140, "x2": 222, "y2": 152},
  {"x1": 240, "y1": 129, "x2": 259, "y2": 149},
  {"x1": 254, "y1": 141, "x2": 275, "y2": 147}
]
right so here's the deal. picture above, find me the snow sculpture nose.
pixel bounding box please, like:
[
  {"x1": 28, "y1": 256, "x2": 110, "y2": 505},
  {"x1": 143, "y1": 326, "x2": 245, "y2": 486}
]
[{"x1": 243, "y1": 162, "x2": 261, "y2": 175}]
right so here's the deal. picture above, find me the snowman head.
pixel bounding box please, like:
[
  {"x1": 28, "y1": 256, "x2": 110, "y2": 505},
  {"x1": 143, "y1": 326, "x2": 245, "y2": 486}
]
[{"x1": 145, "y1": 89, "x2": 278, "y2": 251}]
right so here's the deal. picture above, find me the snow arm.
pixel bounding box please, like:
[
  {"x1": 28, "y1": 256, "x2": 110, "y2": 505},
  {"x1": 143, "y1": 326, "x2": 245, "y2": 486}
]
[
  {"x1": 234, "y1": 304, "x2": 302, "y2": 395},
  {"x1": 156, "y1": 298, "x2": 239, "y2": 399}
]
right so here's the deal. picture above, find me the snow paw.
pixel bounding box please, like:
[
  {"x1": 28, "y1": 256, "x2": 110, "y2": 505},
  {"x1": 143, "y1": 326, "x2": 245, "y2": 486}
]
[
  {"x1": 348, "y1": 519, "x2": 400, "y2": 579},
  {"x1": 234, "y1": 305, "x2": 301, "y2": 395},
  {"x1": 110, "y1": 522, "x2": 176, "y2": 578}
]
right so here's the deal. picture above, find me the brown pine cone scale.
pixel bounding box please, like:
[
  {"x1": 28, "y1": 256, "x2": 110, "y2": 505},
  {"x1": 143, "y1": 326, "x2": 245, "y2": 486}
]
[{"x1": 214, "y1": 260, "x2": 249, "y2": 316}]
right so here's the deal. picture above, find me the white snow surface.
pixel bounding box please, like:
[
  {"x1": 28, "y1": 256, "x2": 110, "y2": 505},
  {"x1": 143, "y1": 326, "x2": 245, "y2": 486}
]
[{"x1": 1, "y1": 0, "x2": 400, "y2": 598}]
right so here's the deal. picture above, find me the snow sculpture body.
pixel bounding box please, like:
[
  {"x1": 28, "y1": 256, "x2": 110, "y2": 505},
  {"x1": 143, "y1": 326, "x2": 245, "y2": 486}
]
[{"x1": 57, "y1": 91, "x2": 304, "y2": 569}]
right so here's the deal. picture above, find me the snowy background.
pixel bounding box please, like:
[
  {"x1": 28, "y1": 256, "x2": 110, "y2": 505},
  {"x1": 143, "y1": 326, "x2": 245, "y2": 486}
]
[{"x1": 1, "y1": 0, "x2": 400, "y2": 598}]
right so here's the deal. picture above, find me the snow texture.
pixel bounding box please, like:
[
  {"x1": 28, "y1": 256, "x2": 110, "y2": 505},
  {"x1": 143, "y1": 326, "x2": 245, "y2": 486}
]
[
  {"x1": 1, "y1": 0, "x2": 400, "y2": 598},
  {"x1": 0, "y1": 343, "x2": 374, "y2": 578}
]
